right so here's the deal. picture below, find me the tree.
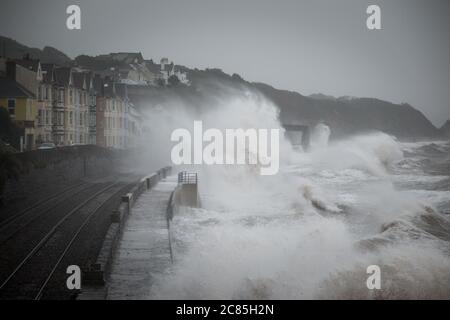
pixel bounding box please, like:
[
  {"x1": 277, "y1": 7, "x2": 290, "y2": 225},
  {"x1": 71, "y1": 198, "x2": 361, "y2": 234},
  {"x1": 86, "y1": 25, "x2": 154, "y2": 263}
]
[
  {"x1": 168, "y1": 74, "x2": 180, "y2": 86},
  {"x1": 0, "y1": 107, "x2": 22, "y2": 150},
  {"x1": 156, "y1": 78, "x2": 166, "y2": 87}
]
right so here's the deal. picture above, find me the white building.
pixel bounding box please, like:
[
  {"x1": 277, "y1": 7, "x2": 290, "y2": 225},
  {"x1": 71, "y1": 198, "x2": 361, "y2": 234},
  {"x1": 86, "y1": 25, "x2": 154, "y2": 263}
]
[{"x1": 160, "y1": 58, "x2": 189, "y2": 85}]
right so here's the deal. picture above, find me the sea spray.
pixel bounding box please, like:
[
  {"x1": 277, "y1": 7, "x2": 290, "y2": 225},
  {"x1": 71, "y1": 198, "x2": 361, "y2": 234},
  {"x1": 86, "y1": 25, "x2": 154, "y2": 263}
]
[
  {"x1": 136, "y1": 86, "x2": 450, "y2": 300},
  {"x1": 310, "y1": 123, "x2": 331, "y2": 150}
]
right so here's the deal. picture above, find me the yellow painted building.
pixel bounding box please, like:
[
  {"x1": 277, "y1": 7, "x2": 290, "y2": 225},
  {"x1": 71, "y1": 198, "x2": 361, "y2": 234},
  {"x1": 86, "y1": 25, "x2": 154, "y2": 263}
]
[{"x1": 0, "y1": 78, "x2": 37, "y2": 150}]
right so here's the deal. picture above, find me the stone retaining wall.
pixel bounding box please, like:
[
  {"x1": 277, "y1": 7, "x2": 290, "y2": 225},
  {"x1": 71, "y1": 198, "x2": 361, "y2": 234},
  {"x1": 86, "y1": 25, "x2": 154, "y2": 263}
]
[{"x1": 1, "y1": 146, "x2": 121, "y2": 206}]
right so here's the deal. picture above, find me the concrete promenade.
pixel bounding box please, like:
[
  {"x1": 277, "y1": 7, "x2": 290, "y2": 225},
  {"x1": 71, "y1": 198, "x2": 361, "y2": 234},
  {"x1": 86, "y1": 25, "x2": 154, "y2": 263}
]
[{"x1": 106, "y1": 175, "x2": 177, "y2": 299}]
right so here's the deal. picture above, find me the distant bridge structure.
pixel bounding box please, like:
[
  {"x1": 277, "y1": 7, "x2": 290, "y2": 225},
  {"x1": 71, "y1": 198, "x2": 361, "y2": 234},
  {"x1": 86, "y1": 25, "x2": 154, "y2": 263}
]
[{"x1": 283, "y1": 124, "x2": 310, "y2": 151}]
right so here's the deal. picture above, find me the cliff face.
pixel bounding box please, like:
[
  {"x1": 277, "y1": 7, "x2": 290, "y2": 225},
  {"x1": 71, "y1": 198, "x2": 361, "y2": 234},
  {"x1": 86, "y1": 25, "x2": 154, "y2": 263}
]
[
  {"x1": 186, "y1": 69, "x2": 440, "y2": 140},
  {"x1": 252, "y1": 82, "x2": 440, "y2": 140}
]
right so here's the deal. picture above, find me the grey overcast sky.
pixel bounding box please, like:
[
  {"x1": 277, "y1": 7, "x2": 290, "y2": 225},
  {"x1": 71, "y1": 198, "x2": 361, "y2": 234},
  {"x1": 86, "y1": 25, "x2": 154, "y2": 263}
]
[{"x1": 0, "y1": 0, "x2": 449, "y2": 126}]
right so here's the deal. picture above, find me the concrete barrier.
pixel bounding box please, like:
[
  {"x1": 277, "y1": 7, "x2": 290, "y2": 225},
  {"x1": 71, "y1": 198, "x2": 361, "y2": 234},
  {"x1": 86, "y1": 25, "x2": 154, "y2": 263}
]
[
  {"x1": 80, "y1": 165, "x2": 172, "y2": 293},
  {"x1": 165, "y1": 171, "x2": 201, "y2": 264},
  {"x1": 174, "y1": 171, "x2": 200, "y2": 208},
  {"x1": 178, "y1": 184, "x2": 199, "y2": 207}
]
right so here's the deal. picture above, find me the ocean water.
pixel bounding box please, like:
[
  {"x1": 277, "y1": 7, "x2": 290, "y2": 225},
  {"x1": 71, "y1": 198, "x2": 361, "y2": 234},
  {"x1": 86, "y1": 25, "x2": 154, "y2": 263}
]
[
  {"x1": 140, "y1": 91, "x2": 450, "y2": 299},
  {"x1": 149, "y1": 133, "x2": 450, "y2": 299}
]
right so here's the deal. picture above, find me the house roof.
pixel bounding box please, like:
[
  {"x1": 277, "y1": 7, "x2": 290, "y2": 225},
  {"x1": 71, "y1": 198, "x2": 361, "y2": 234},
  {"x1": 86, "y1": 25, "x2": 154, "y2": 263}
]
[
  {"x1": 54, "y1": 67, "x2": 72, "y2": 86},
  {"x1": 72, "y1": 72, "x2": 86, "y2": 90},
  {"x1": 41, "y1": 63, "x2": 55, "y2": 83},
  {"x1": 15, "y1": 58, "x2": 40, "y2": 73},
  {"x1": 0, "y1": 78, "x2": 35, "y2": 98},
  {"x1": 144, "y1": 60, "x2": 162, "y2": 73},
  {"x1": 93, "y1": 75, "x2": 104, "y2": 95}
]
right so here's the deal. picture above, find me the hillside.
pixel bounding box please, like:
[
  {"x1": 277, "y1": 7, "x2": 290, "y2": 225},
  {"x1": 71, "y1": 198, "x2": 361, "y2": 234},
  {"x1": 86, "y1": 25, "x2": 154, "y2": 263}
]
[
  {"x1": 0, "y1": 36, "x2": 71, "y2": 65},
  {"x1": 252, "y1": 82, "x2": 440, "y2": 139},
  {"x1": 0, "y1": 36, "x2": 443, "y2": 140},
  {"x1": 183, "y1": 68, "x2": 441, "y2": 140}
]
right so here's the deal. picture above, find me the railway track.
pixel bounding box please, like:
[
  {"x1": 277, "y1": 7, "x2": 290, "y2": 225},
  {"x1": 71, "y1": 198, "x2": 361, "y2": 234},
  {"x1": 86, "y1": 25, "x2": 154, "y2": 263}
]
[
  {"x1": 0, "y1": 181, "x2": 88, "y2": 229},
  {"x1": 0, "y1": 179, "x2": 136, "y2": 300},
  {"x1": 0, "y1": 181, "x2": 94, "y2": 246}
]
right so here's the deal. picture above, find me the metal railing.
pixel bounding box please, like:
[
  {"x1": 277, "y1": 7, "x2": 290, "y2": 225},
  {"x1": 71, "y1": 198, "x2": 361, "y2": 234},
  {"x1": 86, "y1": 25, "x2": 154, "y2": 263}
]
[{"x1": 178, "y1": 171, "x2": 197, "y2": 185}]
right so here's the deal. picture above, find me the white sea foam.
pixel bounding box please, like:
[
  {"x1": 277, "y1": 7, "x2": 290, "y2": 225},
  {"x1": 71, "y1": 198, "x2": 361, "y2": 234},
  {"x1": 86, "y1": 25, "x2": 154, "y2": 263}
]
[{"x1": 143, "y1": 88, "x2": 450, "y2": 300}]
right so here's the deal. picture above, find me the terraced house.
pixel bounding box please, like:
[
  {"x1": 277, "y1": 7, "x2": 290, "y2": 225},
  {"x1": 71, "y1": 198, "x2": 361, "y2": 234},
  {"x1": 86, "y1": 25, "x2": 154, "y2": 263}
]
[
  {"x1": 0, "y1": 57, "x2": 40, "y2": 150},
  {"x1": 88, "y1": 74, "x2": 101, "y2": 145},
  {"x1": 96, "y1": 81, "x2": 142, "y2": 149},
  {"x1": 37, "y1": 63, "x2": 55, "y2": 144},
  {"x1": 52, "y1": 67, "x2": 72, "y2": 145},
  {"x1": 49, "y1": 67, "x2": 89, "y2": 145},
  {"x1": 72, "y1": 71, "x2": 89, "y2": 144},
  {"x1": 1, "y1": 53, "x2": 143, "y2": 150}
]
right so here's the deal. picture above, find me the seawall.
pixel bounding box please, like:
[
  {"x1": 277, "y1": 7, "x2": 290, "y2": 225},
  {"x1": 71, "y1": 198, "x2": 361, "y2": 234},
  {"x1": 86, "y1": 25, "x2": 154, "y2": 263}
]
[{"x1": 78, "y1": 166, "x2": 172, "y2": 299}]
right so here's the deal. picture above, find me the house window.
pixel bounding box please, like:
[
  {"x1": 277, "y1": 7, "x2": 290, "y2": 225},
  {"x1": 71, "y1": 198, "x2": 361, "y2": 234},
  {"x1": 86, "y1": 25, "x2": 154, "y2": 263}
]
[{"x1": 7, "y1": 99, "x2": 15, "y2": 115}]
